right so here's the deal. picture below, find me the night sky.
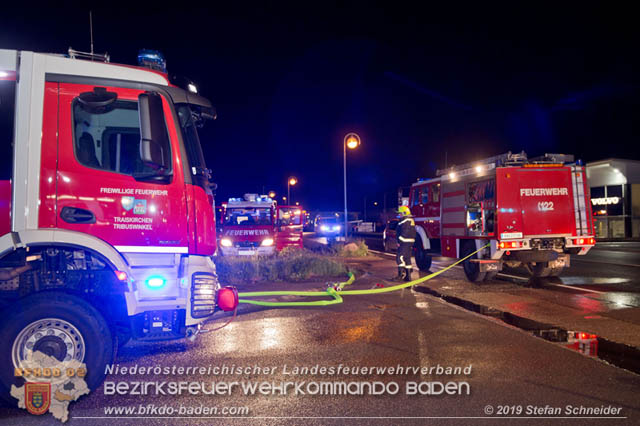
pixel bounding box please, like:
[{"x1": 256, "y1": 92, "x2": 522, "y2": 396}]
[{"x1": 2, "y1": 4, "x2": 638, "y2": 216}]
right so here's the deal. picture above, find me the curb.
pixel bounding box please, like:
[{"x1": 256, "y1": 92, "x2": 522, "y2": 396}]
[{"x1": 413, "y1": 284, "x2": 640, "y2": 376}]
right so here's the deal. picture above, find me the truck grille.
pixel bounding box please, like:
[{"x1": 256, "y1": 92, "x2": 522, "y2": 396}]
[
  {"x1": 191, "y1": 273, "x2": 218, "y2": 318},
  {"x1": 236, "y1": 241, "x2": 259, "y2": 248}
]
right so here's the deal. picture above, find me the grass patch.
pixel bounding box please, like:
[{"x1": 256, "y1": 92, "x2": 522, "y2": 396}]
[
  {"x1": 335, "y1": 239, "x2": 369, "y2": 257},
  {"x1": 214, "y1": 247, "x2": 348, "y2": 285}
]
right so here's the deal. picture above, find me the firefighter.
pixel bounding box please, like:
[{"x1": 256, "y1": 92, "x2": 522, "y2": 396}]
[{"x1": 394, "y1": 205, "x2": 417, "y2": 282}]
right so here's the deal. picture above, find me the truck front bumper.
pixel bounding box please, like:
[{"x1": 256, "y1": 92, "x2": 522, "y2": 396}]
[{"x1": 220, "y1": 246, "x2": 275, "y2": 256}]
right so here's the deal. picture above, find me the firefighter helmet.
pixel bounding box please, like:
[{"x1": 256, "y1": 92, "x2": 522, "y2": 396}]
[{"x1": 397, "y1": 205, "x2": 411, "y2": 216}]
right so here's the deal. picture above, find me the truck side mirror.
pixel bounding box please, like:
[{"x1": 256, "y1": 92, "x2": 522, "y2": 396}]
[{"x1": 138, "y1": 92, "x2": 170, "y2": 170}]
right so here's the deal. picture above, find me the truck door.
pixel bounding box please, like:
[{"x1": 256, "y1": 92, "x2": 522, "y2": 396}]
[
  {"x1": 54, "y1": 83, "x2": 189, "y2": 252},
  {"x1": 275, "y1": 206, "x2": 303, "y2": 250}
]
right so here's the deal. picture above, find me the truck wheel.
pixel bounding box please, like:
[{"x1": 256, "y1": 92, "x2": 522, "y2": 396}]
[
  {"x1": 0, "y1": 292, "x2": 115, "y2": 403},
  {"x1": 526, "y1": 262, "x2": 552, "y2": 278},
  {"x1": 462, "y1": 242, "x2": 486, "y2": 283},
  {"x1": 413, "y1": 239, "x2": 432, "y2": 271}
]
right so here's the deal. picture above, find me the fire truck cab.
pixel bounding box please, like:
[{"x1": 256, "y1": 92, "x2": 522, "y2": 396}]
[
  {"x1": 219, "y1": 194, "x2": 303, "y2": 255},
  {"x1": 0, "y1": 49, "x2": 237, "y2": 395},
  {"x1": 408, "y1": 152, "x2": 595, "y2": 282}
]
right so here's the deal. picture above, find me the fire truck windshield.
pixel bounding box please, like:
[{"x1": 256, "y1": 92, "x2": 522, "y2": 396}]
[
  {"x1": 224, "y1": 208, "x2": 273, "y2": 226},
  {"x1": 176, "y1": 104, "x2": 210, "y2": 188}
]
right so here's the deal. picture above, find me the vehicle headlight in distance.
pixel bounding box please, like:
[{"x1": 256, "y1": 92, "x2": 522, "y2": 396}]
[
  {"x1": 321, "y1": 225, "x2": 329, "y2": 231},
  {"x1": 220, "y1": 238, "x2": 233, "y2": 247},
  {"x1": 261, "y1": 238, "x2": 274, "y2": 246},
  {"x1": 332, "y1": 225, "x2": 341, "y2": 231}
]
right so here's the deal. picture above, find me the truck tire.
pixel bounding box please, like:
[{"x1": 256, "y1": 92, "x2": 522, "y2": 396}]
[
  {"x1": 384, "y1": 237, "x2": 392, "y2": 253},
  {"x1": 526, "y1": 262, "x2": 552, "y2": 278},
  {"x1": 462, "y1": 242, "x2": 486, "y2": 283},
  {"x1": 0, "y1": 292, "x2": 115, "y2": 403},
  {"x1": 414, "y1": 237, "x2": 432, "y2": 271}
]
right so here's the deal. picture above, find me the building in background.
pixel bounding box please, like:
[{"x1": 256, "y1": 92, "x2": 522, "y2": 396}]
[{"x1": 586, "y1": 159, "x2": 640, "y2": 239}]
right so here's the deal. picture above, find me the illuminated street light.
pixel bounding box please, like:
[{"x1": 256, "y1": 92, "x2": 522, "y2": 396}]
[
  {"x1": 282, "y1": 196, "x2": 287, "y2": 202},
  {"x1": 343, "y1": 133, "x2": 361, "y2": 240},
  {"x1": 268, "y1": 191, "x2": 276, "y2": 198},
  {"x1": 287, "y1": 176, "x2": 298, "y2": 204}
]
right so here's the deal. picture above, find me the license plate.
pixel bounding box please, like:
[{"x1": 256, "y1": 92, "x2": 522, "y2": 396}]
[
  {"x1": 500, "y1": 232, "x2": 523, "y2": 239},
  {"x1": 238, "y1": 250, "x2": 255, "y2": 256}
]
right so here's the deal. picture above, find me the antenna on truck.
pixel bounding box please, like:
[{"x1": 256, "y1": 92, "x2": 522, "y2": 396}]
[
  {"x1": 90, "y1": 11, "x2": 94, "y2": 58},
  {"x1": 68, "y1": 11, "x2": 110, "y2": 63}
]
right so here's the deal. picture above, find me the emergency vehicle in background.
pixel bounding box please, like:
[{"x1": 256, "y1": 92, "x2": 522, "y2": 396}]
[
  {"x1": 405, "y1": 151, "x2": 595, "y2": 282},
  {"x1": 0, "y1": 48, "x2": 238, "y2": 397},
  {"x1": 219, "y1": 194, "x2": 303, "y2": 255}
]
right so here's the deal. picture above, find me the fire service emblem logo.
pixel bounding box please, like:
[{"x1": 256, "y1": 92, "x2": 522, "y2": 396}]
[
  {"x1": 121, "y1": 196, "x2": 135, "y2": 211},
  {"x1": 25, "y1": 382, "x2": 51, "y2": 416}
]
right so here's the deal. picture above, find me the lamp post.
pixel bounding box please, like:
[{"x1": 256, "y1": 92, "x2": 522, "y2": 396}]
[
  {"x1": 287, "y1": 177, "x2": 297, "y2": 205},
  {"x1": 343, "y1": 133, "x2": 360, "y2": 240},
  {"x1": 268, "y1": 191, "x2": 276, "y2": 199}
]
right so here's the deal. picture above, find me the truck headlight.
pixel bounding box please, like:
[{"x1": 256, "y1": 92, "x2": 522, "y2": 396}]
[
  {"x1": 321, "y1": 225, "x2": 329, "y2": 231},
  {"x1": 261, "y1": 238, "x2": 274, "y2": 247},
  {"x1": 220, "y1": 238, "x2": 233, "y2": 247}
]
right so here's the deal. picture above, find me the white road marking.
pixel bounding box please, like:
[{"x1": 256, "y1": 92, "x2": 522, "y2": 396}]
[
  {"x1": 572, "y1": 258, "x2": 640, "y2": 268},
  {"x1": 497, "y1": 272, "x2": 528, "y2": 281},
  {"x1": 547, "y1": 283, "x2": 606, "y2": 295}
]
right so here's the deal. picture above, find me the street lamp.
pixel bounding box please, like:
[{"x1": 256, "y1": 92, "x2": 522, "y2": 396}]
[
  {"x1": 287, "y1": 177, "x2": 297, "y2": 205},
  {"x1": 268, "y1": 191, "x2": 276, "y2": 199},
  {"x1": 343, "y1": 133, "x2": 360, "y2": 240}
]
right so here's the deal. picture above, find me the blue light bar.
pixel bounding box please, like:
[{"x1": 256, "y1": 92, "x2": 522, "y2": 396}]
[{"x1": 137, "y1": 49, "x2": 167, "y2": 73}]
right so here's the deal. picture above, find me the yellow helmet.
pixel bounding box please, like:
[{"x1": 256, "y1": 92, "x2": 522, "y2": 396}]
[{"x1": 397, "y1": 205, "x2": 411, "y2": 216}]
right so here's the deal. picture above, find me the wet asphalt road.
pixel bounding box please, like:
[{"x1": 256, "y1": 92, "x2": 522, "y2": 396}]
[{"x1": 2, "y1": 260, "x2": 640, "y2": 425}]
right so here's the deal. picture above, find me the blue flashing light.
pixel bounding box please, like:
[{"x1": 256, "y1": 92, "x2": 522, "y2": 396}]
[
  {"x1": 146, "y1": 275, "x2": 167, "y2": 289},
  {"x1": 137, "y1": 49, "x2": 167, "y2": 73}
]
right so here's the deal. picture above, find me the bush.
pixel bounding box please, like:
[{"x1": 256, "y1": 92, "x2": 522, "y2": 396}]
[
  {"x1": 214, "y1": 248, "x2": 348, "y2": 285},
  {"x1": 335, "y1": 240, "x2": 369, "y2": 257}
]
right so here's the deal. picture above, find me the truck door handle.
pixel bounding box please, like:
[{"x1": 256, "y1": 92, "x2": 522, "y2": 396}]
[{"x1": 60, "y1": 207, "x2": 96, "y2": 224}]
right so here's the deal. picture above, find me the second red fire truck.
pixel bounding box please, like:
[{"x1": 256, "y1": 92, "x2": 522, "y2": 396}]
[
  {"x1": 403, "y1": 151, "x2": 595, "y2": 281},
  {"x1": 219, "y1": 194, "x2": 303, "y2": 255}
]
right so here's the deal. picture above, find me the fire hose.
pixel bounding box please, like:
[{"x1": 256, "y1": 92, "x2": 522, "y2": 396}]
[
  {"x1": 236, "y1": 243, "x2": 491, "y2": 306},
  {"x1": 203, "y1": 243, "x2": 490, "y2": 333}
]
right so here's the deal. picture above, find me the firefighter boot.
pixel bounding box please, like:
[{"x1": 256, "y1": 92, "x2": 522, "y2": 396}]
[
  {"x1": 403, "y1": 268, "x2": 413, "y2": 282},
  {"x1": 391, "y1": 268, "x2": 404, "y2": 282}
]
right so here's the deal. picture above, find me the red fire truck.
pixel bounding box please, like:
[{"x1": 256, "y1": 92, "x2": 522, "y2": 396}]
[
  {"x1": 406, "y1": 152, "x2": 595, "y2": 282},
  {"x1": 219, "y1": 194, "x2": 303, "y2": 255},
  {"x1": 0, "y1": 48, "x2": 238, "y2": 394}
]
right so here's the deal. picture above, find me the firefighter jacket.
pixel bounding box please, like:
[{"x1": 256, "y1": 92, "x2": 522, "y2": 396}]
[{"x1": 397, "y1": 216, "x2": 416, "y2": 244}]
